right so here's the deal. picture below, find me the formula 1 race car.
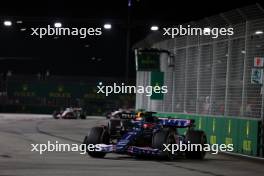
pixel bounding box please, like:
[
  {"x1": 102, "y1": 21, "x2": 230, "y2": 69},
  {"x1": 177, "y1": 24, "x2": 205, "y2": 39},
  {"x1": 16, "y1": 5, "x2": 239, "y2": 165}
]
[
  {"x1": 83, "y1": 112, "x2": 207, "y2": 160},
  {"x1": 105, "y1": 108, "x2": 135, "y2": 119},
  {"x1": 53, "y1": 107, "x2": 86, "y2": 119},
  {"x1": 106, "y1": 109, "x2": 138, "y2": 137}
]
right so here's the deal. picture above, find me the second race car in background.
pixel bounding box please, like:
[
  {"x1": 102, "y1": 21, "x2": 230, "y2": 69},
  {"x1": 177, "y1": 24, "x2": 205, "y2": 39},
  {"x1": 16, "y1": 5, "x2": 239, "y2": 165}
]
[
  {"x1": 105, "y1": 108, "x2": 135, "y2": 119},
  {"x1": 53, "y1": 107, "x2": 86, "y2": 119}
]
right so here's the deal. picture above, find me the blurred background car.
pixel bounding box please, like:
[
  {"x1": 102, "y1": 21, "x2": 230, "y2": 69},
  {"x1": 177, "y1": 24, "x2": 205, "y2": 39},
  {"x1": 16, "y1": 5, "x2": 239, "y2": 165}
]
[{"x1": 53, "y1": 107, "x2": 86, "y2": 119}]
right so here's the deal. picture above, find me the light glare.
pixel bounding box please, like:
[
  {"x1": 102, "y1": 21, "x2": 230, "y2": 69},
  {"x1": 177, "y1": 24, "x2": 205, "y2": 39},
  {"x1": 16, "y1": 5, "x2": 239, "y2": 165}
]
[
  {"x1": 255, "y1": 30, "x2": 263, "y2": 35},
  {"x1": 4, "y1": 20, "x2": 12, "y2": 26},
  {"x1": 54, "y1": 22, "x2": 62, "y2": 28},
  {"x1": 104, "y1": 23, "x2": 112, "y2": 29},
  {"x1": 151, "y1": 26, "x2": 159, "y2": 31}
]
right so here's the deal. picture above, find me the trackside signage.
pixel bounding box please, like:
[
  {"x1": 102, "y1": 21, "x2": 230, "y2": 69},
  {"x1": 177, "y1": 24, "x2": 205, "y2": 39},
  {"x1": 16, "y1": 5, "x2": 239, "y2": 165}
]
[
  {"x1": 150, "y1": 71, "x2": 165, "y2": 100},
  {"x1": 136, "y1": 52, "x2": 160, "y2": 71}
]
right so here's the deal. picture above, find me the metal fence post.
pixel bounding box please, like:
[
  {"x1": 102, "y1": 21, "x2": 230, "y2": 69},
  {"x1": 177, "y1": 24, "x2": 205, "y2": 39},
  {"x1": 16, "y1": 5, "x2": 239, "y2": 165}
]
[
  {"x1": 171, "y1": 41, "x2": 177, "y2": 112},
  {"x1": 224, "y1": 28, "x2": 232, "y2": 116},
  {"x1": 209, "y1": 40, "x2": 216, "y2": 115},
  {"x1": 196, "y1": 36, "x2": 201, "y2": 114},
  {"x1": 261, "y1": 85, "x2": 264, "y2": 157},
  {"x1": 183, "y1": 41, "x2": 189, "y2": 113},
  {"x1": 241, "y1": 21, "x2": 249, "y2": 117},
  {"x1": 172, "y1": 70, "x2": 175, "y2": 112}
]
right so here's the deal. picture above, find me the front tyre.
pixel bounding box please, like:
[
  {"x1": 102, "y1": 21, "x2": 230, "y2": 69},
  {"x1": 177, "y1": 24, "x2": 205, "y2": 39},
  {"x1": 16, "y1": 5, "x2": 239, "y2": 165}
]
[{"x1": 83, "y1": 127, "x2": 110, "y2": 158}]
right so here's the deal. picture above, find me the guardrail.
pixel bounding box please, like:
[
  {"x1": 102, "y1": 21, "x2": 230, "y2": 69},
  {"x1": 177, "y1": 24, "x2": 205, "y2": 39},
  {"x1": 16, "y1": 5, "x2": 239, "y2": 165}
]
[{"x1": 154, "y1": 112, "x2": 262, "y2": 157}]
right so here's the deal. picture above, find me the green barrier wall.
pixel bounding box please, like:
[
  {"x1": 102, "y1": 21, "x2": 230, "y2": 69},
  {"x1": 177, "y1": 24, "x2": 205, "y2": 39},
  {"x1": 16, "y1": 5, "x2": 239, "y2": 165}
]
[{"x1": 154, "y1": 112, "x2": 261, "y2": 156}]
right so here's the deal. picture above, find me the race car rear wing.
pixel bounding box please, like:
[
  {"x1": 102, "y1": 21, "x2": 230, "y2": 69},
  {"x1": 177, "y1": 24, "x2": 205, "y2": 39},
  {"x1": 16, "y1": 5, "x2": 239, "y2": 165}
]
[
  {"x1": 121, "y1": 112, "x2": 137, "y2": 119},
  {"x1": 159, "y1": 118, "x2": 195, "y2": 128},
  {"x1": 121, "y1": 111, "x2": 157, "y2": 120}
]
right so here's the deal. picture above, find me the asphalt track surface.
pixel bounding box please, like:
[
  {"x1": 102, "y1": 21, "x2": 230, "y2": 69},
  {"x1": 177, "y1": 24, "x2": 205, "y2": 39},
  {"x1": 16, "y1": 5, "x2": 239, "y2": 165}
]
[{"x1": 0, "y1": 115, "x2": 263, "y2": 176}]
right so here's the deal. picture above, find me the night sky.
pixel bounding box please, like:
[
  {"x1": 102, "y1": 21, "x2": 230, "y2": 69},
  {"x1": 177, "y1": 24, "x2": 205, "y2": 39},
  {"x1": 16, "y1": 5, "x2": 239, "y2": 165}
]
[{"x1": 0, "y1": 0, "x2": 262, "y2": 78}]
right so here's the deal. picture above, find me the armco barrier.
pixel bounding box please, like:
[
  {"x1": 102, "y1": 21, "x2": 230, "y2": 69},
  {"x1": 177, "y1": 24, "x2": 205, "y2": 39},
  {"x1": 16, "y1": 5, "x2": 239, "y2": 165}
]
[{"x1": 154, "y1": 112, "x2": 261, "y2": 157}]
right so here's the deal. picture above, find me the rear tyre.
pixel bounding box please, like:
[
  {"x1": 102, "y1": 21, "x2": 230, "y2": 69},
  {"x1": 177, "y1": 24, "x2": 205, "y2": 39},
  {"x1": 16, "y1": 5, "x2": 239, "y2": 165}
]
[
  {"x1": 53, "y1": 111, "x2": 59, "y2": 119},
  {"x1": 152, "y1": 129, "x2": 176, "y2": 160},
  {"x1": 185, "y1": 130, "x2": 207, "y2": 159},
  {"x1": 108, "y1": 119, "x2": 121, "y2": 136},
  {"x1": 83, "y1": 127, "x2": 110, "y2": 158}
]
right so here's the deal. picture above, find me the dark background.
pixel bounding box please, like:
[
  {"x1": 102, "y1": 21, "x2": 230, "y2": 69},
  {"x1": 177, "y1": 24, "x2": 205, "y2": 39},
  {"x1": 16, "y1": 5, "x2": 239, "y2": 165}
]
[{"x1": 0, "y1": 0, "x2": 262, "y2": 78}]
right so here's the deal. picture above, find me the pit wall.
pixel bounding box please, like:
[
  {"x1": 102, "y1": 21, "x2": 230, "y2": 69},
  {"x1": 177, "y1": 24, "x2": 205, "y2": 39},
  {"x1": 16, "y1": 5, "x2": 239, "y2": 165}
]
[{"x1": 154, "y1": 112, "x2": 261, "y2": 156}]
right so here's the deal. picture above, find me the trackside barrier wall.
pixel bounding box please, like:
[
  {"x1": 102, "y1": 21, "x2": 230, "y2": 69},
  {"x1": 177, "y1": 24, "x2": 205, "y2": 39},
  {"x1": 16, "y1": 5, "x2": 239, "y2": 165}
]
[
  {"x1": 0, "y1": 76, "x2": 135, "y2": 115},
  {"x1": 154, "y1": 112, "x2": 261, "y2": 156}
]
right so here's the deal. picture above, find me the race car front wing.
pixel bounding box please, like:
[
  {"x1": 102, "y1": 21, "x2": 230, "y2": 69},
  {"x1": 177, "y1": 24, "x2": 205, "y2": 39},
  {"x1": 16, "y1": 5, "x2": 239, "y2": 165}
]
[{"x1": 97, "y1": 144, "x2": 161, "y2": 156}]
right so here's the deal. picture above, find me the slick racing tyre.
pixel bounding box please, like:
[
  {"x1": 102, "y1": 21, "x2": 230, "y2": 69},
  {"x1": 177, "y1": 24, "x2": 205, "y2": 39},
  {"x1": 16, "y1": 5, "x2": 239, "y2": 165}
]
[
  {"x1": 185, "y1": 130, "x2": 207, "y2": 159},
  {"x1": 152, "y1": 129, "x2": 176, "y2": 160},
  {"x1": 108, "y1": 119, "x2": 121, "y2": 136},
  {"x1": 52, "y1": 111, "x2": 60, "y2": 119},
  {"x1": 83, "y1": 127, "x2": 110, "y2": 158}
]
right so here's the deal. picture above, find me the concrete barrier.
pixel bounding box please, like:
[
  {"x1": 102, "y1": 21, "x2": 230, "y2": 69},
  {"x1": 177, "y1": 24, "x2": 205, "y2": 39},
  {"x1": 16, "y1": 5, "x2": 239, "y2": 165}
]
[{"x1": 154, "y1": 112, "x2": 262, "y2": 157}]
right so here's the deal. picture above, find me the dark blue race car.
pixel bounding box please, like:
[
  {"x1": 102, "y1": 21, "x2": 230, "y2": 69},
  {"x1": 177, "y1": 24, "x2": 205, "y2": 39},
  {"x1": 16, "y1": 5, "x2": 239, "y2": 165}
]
[{"x1": 83, "y1": 112, "x2": 207, "y2": 160}]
